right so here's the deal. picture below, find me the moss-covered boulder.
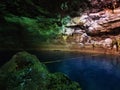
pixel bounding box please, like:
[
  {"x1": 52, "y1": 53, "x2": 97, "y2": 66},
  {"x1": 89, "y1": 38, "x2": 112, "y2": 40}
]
[{"x1": 0, "y1": 51, "x2": 81, "y2": 90}]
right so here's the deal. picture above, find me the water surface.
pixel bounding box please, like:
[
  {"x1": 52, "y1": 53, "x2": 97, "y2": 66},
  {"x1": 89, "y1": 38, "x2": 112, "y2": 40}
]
[
  {"x1": 43, "y1": 51, "x2": 120, "y2": 90},
  {"x1": 1, "y1": 50, "x2": 120, "y2": 90}
]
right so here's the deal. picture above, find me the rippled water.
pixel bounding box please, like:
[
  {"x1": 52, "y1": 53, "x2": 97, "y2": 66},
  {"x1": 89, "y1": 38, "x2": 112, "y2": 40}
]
[{"x1": 1, "y1": 50, "x2": 120, "y2": 90}]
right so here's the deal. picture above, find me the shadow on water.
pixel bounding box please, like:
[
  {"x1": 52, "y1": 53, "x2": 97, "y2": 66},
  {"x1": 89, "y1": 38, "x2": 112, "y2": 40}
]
[{"x1": 1, "y1": 50, "x2": 120, "y2": 90}]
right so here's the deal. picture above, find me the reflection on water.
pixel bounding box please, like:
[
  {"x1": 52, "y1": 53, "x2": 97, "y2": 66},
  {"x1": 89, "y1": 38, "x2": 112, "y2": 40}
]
[{"x1": 1, "y1": 50, "x2": 120, "y2": 90}]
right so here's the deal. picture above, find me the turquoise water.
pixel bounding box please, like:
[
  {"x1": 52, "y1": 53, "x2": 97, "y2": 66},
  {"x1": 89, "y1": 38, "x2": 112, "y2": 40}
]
[{"x1": 1, "y1": 50, "x2": 120, "y2": 90}]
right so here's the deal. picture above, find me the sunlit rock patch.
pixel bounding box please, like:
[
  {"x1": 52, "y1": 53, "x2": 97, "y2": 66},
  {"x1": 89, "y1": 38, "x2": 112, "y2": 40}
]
[
  {"x1": 64, "y1": 7, "x2": 120, "y2": 35},
  {"x1": 60, "y1": 6, "x2": 120, "y2": 48}
]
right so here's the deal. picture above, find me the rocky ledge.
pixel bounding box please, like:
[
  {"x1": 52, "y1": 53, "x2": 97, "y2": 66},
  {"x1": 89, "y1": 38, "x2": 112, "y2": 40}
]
[{"x1": 65, "y1": 7, "x2": 120, "y2": 36}]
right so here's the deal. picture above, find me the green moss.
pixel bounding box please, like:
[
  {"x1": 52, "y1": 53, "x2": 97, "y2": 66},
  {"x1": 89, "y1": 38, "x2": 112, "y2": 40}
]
[
  {"x1": 0, "y1": 52, "x2": 81, "y2": 90},
  {"x1": 0, "y1": 14, "x2": 61, "y2": 48},
  {"x1": 0, "y1": 0, "x2": 90, "y2": 48}
]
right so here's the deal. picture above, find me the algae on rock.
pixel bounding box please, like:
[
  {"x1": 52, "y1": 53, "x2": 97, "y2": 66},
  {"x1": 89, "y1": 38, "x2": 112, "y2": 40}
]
[{"x1": 0, "y1": 52, "x2": 81, "y2": 90}]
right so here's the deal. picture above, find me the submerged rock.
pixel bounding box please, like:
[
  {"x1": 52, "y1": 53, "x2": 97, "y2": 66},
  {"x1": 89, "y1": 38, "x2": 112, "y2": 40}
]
[{"x1": 0, "y1": 52, "x2": 81, "y2": 90}]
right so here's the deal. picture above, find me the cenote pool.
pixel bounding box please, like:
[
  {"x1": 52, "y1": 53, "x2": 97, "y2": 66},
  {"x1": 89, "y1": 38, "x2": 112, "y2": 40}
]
[{"x1": 1, "y1": 50, "x2": 120, "y2": 90}]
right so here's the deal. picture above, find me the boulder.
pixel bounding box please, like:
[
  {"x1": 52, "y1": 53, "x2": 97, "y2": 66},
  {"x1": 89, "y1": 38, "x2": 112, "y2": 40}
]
[{"x1": 0, "y1": 52, "x2": 81, "y2": 90}]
